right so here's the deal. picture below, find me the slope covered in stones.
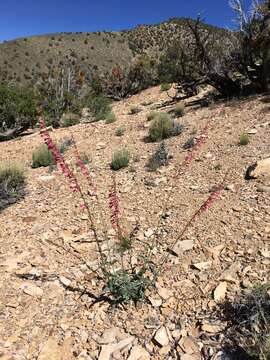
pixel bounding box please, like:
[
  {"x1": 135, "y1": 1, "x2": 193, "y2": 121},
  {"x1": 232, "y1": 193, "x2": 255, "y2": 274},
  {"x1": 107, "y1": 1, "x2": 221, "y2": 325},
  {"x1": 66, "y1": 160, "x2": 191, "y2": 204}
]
[{"x1": 0, "y1": 87, "x2": 269, "y2": 359}]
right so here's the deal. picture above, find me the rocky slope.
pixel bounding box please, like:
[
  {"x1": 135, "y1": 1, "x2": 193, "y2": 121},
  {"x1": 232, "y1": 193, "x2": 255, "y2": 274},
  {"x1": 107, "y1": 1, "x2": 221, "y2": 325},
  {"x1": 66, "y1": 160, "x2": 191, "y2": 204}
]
[{"x1": 0, "y1": 87, "x2": 269, "y2": 360}]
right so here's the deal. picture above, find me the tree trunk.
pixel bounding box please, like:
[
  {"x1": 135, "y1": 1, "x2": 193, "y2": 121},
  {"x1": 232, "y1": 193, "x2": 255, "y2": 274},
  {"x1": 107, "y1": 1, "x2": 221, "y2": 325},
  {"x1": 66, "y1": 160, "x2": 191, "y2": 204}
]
[{"x1": 262, "y1": 1, "x2": 270, "y2": 91}]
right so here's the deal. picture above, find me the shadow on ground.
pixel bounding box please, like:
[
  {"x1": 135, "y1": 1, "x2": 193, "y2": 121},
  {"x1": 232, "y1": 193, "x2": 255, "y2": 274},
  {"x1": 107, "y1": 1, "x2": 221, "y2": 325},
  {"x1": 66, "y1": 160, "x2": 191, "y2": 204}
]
[
  {"x1": 215, "y1": 284, "x2": 270, "y2": 360},
  {"x1": 0, "y1": 186, "x2": 26, "y2": 213}
]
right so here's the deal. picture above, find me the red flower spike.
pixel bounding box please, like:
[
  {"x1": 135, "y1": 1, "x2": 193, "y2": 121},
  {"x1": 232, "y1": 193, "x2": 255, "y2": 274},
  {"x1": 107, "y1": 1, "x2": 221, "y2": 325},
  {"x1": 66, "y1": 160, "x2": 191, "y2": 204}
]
[{"x1": 39, "y1": 117, "x2": 81, "y2": 194}]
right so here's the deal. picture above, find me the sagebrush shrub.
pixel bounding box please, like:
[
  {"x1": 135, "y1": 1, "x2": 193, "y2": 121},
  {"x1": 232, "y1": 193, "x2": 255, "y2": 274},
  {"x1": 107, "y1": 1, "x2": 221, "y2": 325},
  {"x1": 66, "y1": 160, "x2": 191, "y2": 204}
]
[
  {"x1": 59, "y1": 137, "x2": 75, "y2": 154},
  {"x1": 0, "y1": 163, "x2": 25, "y2": 200},
  {"x1": 105, "y1": 111, "x2": 117, "y2": 124},
  {"x1": 148, "y1": 112, "x2": 173, "y2": 141},
  {"x1": 148, "y1": 113, "x2": 183, "y2": 141},
  {"x1": 147, "y1": 142, "x2": 169, "y2": 171},
  {"x1": 239, "y1": 133, "x2": 249, "y2": 145},
  {"x1": 171, "y1": 120, "x2": 184, "y2": 136},
  {"x1": 32, "y1": 144, "x2": 54, "y2": 168},
  {"x1": 160, "y1": 83, "x2": 172, "y2": 91},
  {"x1": 111, "y1": 149, "x2": 130, "y2": 170}
]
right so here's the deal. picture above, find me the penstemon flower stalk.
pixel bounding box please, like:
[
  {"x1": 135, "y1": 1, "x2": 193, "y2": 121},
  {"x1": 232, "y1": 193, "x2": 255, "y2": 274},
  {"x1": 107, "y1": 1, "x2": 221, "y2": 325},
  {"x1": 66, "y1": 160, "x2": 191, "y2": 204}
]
[
  {"x1": 108, "y1": 175, "x2": 122, "y2": 239},
  {"x1": 70, "y1": 134, "x2": 97, "y2": 197},
  {"x1": 159, "y1": 170, "x2": 229, "y2": 267},
  {"x1": 39, "y1": 117, "x2": 81, "y2": 193},
  {"x1": 38, "y1": 116, "x2": 104, "y2": 258},
  {"x1": 183, "y1": 122, "x2": 210, "y2": 168}
]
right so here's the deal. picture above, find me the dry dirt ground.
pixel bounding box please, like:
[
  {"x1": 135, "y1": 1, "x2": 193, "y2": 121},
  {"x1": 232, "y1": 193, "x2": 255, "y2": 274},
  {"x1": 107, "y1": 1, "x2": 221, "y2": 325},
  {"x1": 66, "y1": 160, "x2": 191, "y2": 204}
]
[{"x1": 0, "y1": 86, "x2": 269, "y2": 360}]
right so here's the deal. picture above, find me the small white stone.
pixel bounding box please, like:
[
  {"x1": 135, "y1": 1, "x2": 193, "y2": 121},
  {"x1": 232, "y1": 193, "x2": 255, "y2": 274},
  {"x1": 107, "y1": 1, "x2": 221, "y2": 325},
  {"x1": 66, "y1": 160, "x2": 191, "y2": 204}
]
[
  {"x1": 193, "y1": 261, "x2": 212, "y2": 271},
  {"x1": 247, "y1": 128, "x2": 257, "y2": 134},
  {"x1": 213, "y1": 282, "x2": 227, "y2": 301},
  {"x1": 22, "y1": 283, "x2": 43, "y2": 297},
  {"x1": 172, "y1": 240, "x2": 194, "y2": 256},
  {"x1": 144, "y1": 229, "x2": 154, "y2": 238},
  {"x1": 127, "y1": 345, "x2": 150, "y2": 360},
  {"x1": 59, "y1": 276, "x2": 72, "y2": 287},
  {"x1": 154, "y1": 327, "x2": 170, "y2": 347}
]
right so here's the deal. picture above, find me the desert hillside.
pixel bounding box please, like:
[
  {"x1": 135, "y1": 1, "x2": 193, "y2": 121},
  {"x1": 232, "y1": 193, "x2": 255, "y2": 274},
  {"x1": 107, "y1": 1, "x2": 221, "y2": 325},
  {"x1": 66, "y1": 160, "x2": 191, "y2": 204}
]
[
  {"x1": 0, "y1": 86, "x2": 269, "y2": 359},
  {"x1": 0, "y1": 19, "x2": 231, "y2": 88}
]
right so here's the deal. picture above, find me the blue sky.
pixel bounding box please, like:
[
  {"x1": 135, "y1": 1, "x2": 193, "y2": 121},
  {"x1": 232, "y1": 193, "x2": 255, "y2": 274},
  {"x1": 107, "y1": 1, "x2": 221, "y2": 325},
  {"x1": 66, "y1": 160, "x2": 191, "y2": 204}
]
[{"x1": 0, "y1": 0, "x2": 252, "y2": 42}]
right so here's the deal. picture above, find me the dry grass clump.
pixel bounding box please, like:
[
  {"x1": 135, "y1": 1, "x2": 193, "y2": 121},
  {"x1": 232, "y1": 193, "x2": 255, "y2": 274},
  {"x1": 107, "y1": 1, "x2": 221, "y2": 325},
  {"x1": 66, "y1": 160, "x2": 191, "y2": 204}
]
[
  {"x1": 222, "y1": 283, "x2": 270, "y2": 360},
  {"x1": 105, "y1": 111, "x2": 117, "y2": 124},
  {"x1": 32, "y1": 144, "x2": 54, "y2": 168},
  {"x1": 239, "y1": 133, "x2": 250, "y2": 145},
  {"x1": 0, "y1": 162, "x2": 25, "y2": 201},
  {"x1": 111, "y1": 149, "x2": 130, "y2": 170},
  {"x1": 148, "y1": 112, "x2": 183, "y2": 142},
  {"x1": 174, "y1": 102, "x2": 185, "y2": 117},
  {"x1": 147, "y1": 111, "x2": 159, "y2": 122}
]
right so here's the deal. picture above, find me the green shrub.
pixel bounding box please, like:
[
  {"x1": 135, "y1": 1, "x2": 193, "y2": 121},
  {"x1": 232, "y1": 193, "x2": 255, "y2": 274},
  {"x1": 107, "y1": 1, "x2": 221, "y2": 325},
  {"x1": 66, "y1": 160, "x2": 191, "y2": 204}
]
[
  {"x1": 129, "y1": 106, "x2": 142, "y2": 115},
  {"x1": 147, "y1": 111, "x2": 159, "y2": 122},
  {"x1": 111, "y1": 149, "x2": 130, "y2": 170},
  {"x1": 105, "y1": 269, "x2": 154, "y2": 304},
  {"x1": 0, "y1": 163, "x2": 25, "y2": 200},
  {"x1": 148, "y1": 112, "x2": 173, "y2": 142},
  {"x1": 174, "y1": 102, "x2": 185, "y2": 117},
  {"x1": 85, "y1": 94, "x2": 112, "y2": 121},
  {"x1": 32, "y1": 144, "x2": 54, "y2": 168},
  {"x1": 147, "y1": 142, "x2": 169, "y2": 171},
  {"x1": 38, "y1": 89, "x2": 80, "y2": 129},
  {"x1": 0, "y1": 85, "x2": 37, "y2": 140},
  {"x1": 148, "y1": 112, "x2": 184, "y2": 142},
  {"x1": 160, "y1": 83, "x2": 172, "y2": 91},
  {"x1": 105, "y1": 111, "x2": 117, "y2": 124},
  {"x1": 171, "y1": 120, "x2": 184, "y2": 137},
  {"x1": 115, "y1": 126, "x2": 125, "y2": 136},
  {"x1": 239, "y1": 133, "x2": 249, "y2": 145},
  {"x1": 60, "y1": 113, "x2": 80, "y2": 127}
]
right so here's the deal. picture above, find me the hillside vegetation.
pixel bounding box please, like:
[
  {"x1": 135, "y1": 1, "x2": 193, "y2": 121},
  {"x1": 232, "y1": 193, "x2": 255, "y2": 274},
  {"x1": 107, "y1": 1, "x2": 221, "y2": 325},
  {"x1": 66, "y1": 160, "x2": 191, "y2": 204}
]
[{"x1": 0, "y1": 18, "x2": 232, "y2": 89}]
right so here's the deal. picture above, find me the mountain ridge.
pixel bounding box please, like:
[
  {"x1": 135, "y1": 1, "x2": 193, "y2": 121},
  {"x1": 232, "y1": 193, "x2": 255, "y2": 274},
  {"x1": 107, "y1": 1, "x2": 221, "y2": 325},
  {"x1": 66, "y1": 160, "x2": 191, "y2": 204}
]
[{"x1": 0, "y1": 17, "x2": 232, "y2": 89}]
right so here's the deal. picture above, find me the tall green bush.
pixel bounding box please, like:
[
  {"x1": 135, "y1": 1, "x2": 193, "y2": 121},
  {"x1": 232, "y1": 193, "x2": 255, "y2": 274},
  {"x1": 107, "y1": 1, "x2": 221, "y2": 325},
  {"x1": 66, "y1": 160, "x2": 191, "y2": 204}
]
[
  {"x1": 84, "y1": 93, "x2": 112, "y2": 121},
  {"x1": 0, "y1": 85, "x2": 37, "y2": 140}
]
